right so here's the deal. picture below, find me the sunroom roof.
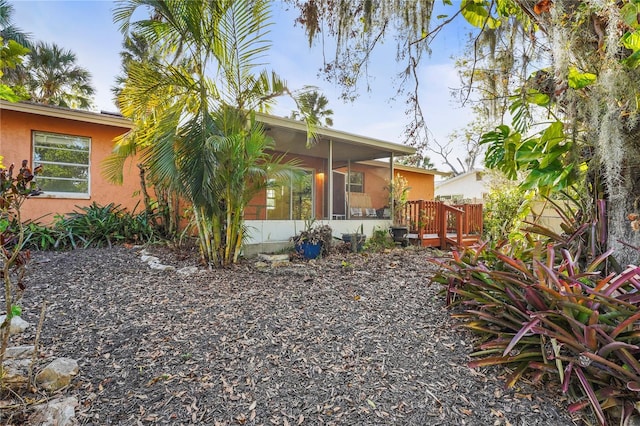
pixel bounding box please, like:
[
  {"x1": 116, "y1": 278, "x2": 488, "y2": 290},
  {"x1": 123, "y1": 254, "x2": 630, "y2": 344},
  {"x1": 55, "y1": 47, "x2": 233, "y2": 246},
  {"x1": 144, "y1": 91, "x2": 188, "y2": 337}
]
[{"x1": 256, "y1": 113, "x2": 415, "y2": 164}]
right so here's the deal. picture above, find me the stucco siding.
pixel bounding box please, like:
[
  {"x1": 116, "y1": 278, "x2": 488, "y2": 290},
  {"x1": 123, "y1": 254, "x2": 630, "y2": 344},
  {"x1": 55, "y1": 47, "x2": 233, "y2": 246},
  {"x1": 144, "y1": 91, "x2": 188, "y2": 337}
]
[{"x1": 1, "y1": 108, "x2": 138, "y2": 223}]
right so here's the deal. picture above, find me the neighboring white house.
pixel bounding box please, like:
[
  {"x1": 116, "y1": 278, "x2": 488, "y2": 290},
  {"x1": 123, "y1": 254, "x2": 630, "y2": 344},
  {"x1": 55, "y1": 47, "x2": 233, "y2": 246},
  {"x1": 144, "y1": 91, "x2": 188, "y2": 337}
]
[{"x1": 435, "y1": 169, "x2": 488, "y2": 203}]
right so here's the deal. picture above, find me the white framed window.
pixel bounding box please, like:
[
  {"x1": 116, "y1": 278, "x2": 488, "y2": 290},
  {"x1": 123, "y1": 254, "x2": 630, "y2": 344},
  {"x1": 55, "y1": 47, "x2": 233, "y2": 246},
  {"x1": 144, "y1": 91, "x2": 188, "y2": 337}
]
[{"x1": 32, "y1": 131, "x2": 91, "y2": 198}]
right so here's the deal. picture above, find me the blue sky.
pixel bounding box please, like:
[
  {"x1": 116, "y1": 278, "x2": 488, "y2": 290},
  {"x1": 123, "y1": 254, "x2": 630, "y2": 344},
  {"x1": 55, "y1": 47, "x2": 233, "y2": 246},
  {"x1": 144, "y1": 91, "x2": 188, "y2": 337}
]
[{"x1": 10, "y1": 0, "x2": 476, "y2": 170}]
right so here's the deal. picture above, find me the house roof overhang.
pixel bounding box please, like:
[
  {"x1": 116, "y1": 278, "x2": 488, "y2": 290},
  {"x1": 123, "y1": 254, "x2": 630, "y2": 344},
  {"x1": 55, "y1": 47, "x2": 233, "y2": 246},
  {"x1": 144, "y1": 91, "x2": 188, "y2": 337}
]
[
  {"x1": 256, "y1": 112, "x2": 415, "y2": 166},
  {"x1": 1, "y1": 102, "x2": 412, "y2": 163},
  {"x1": 0, "y1": 100, "x2": 133, "y2": 129},
  {"x1": 357, "y1": 160, "x2": 453, "y2": 177}
]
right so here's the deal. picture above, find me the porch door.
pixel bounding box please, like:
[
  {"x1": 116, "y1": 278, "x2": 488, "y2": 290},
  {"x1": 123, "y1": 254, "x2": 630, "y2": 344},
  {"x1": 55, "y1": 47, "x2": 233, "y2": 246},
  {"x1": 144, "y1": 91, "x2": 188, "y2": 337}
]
[{"x1": 332, "y1": 171, "x2": 346, "y2": 218}]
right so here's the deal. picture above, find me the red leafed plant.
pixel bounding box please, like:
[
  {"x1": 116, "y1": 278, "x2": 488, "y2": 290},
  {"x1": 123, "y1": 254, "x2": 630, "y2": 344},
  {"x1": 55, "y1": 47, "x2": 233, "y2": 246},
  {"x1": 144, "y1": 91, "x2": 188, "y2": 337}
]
[
  {"x1": 0, "y1": 158, "x2": 41, "y2": 386},
  {"x1": 431, "y1": 198, "x2": 640, "y2": 426}
]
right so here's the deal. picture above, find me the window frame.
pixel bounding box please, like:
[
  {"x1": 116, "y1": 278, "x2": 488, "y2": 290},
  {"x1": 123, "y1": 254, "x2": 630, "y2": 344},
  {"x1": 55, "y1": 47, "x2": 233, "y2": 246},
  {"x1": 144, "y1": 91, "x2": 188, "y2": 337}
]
[
  {"x1": 347, "y1": 171, "x2": 364, "y2": 193},
  {"x1": 266, "y1": 168, "x2": 315, "y2": 220},
  {"x1": 32, "y1": 130, "x2": 91, "y2": 199}
]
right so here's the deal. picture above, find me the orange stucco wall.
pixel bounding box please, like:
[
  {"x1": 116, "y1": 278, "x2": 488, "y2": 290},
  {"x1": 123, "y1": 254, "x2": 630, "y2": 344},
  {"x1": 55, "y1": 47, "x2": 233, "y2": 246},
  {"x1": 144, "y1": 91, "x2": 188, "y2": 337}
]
[
  {"x1": 398, "y1": 169, "x2": 435, "y2": 201},
  {"x1": 0, "y1": 109, "x2": 139, "y2": 224}
]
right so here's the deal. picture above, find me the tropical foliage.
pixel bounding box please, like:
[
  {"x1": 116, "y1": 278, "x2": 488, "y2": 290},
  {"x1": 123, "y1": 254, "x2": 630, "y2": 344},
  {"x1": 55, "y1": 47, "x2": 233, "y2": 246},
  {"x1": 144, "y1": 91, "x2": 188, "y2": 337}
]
[
  {"x1": 0, "y1": 36, "x2": 28, "y2": 102},
  {"x1": 25, "y1": 41, "x2": 94, "y2": 108},
  {"x1": 482, "y1": 176, "x2": 527, "y2": 244},
  {"x1": 109, "y1": 0, "x2": 302, "y2": 267},
  {"x1": 4, "y1": 41, "x2": 95, "y2": 109},
  {"x1": 10, "y1": 202, "x2": 160, "y2": 250},
  {"x1": 0, "y1": 0, "x2": 29, "y2": 102},
  {"x1": 0, "y1": 0, "x2": 30, "y2": 47},
  {"x1": 290, "y1": 88, "x2": 334, "y2": 127},
  {"x1": 288, "y1": 0, "x2": 640, "y2": 265},
  {"x1": 1, "y1": 0, "x2": 93, "y2": 107},
  {"x1": 432, "y1": 206, "x2": 640, "y2": 425}
]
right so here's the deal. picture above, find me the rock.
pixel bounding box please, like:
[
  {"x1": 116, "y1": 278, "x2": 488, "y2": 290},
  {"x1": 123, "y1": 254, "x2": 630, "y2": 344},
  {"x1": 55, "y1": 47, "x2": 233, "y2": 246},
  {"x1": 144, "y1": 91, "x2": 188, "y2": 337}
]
[
  {"x1": 257, "y1": 253, "x2": 290, "y2": 267},
  {"x1": 4, "y1": 345, "x2": 34, "y2": 359},
  {"x1": 177, "y1": 266, "x2": 199, "y2": 275},
  {"x1": 140, "y1": 255, "x2": 160, "y2": 263},
  {"x1": 0, "y1": 315, "x2": 30, "y2": 334},
  {"x1": 148, "y1": 261, "x2": 175, "y2": 271},
  {"x1": 29, "y1": 396, "x2": 79, "y2": 426},
  {"x1": 254, "y1": 261, "x2": 269, "y2": 269},
  {"x1": 36, "y1": 357, "x2": 79, "y2": 391},
  {"x1": 1, "y1": 345, "x2": 35, "y2": 389},
  {"x1": 2, "y1": 357, "x2": 32, "y2": 387}
]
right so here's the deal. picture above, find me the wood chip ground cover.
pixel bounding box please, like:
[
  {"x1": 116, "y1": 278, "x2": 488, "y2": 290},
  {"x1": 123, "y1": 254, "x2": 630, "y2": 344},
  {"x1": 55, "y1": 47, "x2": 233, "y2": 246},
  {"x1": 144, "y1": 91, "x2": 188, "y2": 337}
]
[{"x1": 2, "y1": 246, "x2": 579, "y2": 425}]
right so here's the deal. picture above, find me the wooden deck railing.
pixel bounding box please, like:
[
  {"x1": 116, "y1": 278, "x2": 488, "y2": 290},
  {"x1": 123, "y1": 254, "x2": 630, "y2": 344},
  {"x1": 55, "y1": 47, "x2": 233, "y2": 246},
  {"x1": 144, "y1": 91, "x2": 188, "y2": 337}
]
[{"x1": 403, "y1": 201, "x2": 483, "y2": 248}]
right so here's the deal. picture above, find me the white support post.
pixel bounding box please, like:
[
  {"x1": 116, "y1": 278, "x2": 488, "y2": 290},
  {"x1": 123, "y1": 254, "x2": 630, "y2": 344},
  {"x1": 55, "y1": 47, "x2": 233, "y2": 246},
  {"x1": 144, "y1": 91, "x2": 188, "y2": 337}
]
[
  {"x1": 347, "y1": 160, "x2": 351, "y2": 219},
  {"x1": 328, "y1": 139, "x2": 333, "y2": 220},
  {"x1": 390, "y1": 153, "x2": 395, "y2": 220}
]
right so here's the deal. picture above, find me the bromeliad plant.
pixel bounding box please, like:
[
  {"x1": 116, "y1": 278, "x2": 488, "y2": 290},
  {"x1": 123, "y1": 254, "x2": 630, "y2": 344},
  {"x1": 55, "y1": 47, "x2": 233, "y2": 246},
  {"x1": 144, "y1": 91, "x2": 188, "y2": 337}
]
[
  {"x1": 53, "y1": 202, "x2": 159, "y2": 249},
  {"x1": 432, "y1": 209, "x2": 640, "y2": 425}
]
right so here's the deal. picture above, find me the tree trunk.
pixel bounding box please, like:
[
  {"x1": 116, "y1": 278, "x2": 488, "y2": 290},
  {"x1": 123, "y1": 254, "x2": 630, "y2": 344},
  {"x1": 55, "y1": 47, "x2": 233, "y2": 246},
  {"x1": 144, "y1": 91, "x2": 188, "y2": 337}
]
[{"x1": 605, "y1": 139, "x2": 640, "y2": 266}]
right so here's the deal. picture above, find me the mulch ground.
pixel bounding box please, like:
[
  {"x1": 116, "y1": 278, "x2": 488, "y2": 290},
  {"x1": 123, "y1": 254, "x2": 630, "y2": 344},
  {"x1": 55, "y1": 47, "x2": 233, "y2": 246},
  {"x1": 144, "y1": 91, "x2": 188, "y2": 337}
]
[{"x1": 2, "y1": 245, "x2": 581, "y2": 425}]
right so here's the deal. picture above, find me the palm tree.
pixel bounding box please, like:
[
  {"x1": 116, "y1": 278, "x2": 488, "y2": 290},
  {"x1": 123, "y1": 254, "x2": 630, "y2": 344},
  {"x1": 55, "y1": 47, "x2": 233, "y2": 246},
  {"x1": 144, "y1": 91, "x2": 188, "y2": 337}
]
[
  {"x1": 111, "y1": 31, "x2": 161, "y2": 102},
  {"x1": 291, "y1": 89, "x2": 334, "y2": 127},
  {"x1": 0, "y1": 0, "x2": 30, "y2": 47},
  {"x1": 20, "y1": 41, "x2": 95, "y2": 109},
  {"x1": 0, "y1": 0, "x2": 31, "y2": 101},
  {"x1": 109, "y1": 0, "x2": 299, "y2": 267}
]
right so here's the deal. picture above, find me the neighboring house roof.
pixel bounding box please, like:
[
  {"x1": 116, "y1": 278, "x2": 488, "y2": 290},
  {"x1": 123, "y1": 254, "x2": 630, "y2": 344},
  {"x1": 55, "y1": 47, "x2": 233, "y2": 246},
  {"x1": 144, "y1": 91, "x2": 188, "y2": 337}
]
[
  {"x1": 256, "y1": 113, "x2": 415, "y2": 163},
  {"x1": 0, "y1": 100, "x2": 133, "y2": 129},
  {"x1": 435, "y1": 168, "x2": 485, "y2": 189},
  {"x1": 359, "y1": 159, "x2": 449, "y2": 176},
  {"x1": 435, "y1": 169, "x2": 489, "y2": 202}
]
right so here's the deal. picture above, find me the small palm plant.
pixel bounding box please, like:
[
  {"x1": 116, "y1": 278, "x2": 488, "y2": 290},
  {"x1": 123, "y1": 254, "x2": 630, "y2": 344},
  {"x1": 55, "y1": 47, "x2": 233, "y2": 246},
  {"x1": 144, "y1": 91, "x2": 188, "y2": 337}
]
[
  {"x1": 386, "y1": 173, "x2": 410, "y2": 226},
  {"x1": 109, "y1": 0, "x2": 301, "y2": 267}
]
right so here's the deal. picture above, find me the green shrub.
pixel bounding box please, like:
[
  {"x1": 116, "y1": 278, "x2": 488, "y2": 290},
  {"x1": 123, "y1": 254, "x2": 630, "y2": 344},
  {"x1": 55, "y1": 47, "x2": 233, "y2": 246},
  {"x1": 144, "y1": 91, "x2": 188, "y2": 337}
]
[
  {"x1": 13, "y1": 202, "x2": 161, "y2": 250},
  {"x1": 53, "y1": 202, "x2": 160, "y2": 249},
  {"x1": 483, "y1": 181, "x2": 528, "y2": 243},
  {"x1": 364, "y1": 226, "x2": 396, "y2": 252},
  {"x1": 21, "y1": 220, "x2": 59, "y2": 250}
]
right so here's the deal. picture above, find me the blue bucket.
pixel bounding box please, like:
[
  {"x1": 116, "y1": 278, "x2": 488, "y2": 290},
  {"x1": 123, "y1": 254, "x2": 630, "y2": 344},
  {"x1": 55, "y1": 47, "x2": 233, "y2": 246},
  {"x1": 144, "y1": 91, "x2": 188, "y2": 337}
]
[{"x1": 296, "y1": 241, "x2": 322, "y2": 259}]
